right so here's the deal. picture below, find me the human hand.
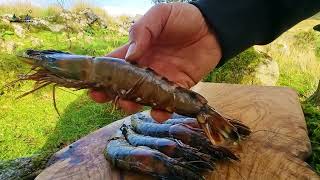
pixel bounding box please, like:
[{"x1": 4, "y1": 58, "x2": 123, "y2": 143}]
[{"x1": 89, "y1": 2, "x2": 222, "y2": 122}]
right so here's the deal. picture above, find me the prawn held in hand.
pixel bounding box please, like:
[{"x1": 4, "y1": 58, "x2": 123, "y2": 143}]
[{"x1": 17, "y1": 49, "x2": 251, "y2": 145}]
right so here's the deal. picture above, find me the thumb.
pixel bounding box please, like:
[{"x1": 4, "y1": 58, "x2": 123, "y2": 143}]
[
  {"x1": 125, "y1": 26, "x2": 151, "y2": 61},
  {"x1": 125, "y1": 4, "x2": 172, "y2": 61}
]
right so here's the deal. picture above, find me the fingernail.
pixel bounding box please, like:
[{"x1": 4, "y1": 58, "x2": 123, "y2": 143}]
[{"x1": 125, "y1": 42, "x2": 136, "y2": 59}]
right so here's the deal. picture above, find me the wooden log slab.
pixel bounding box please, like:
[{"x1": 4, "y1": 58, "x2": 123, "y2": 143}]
[{"x1": 36, "y1": 83, "x2": 319, "y2": 180}]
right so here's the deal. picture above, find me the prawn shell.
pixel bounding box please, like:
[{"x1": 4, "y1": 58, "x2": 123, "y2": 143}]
[
  {"x1": 120, "y1": 124, "x2": 215, "y2": 168},
  {"x1": 105, "y1": 136, "x2": 205, "y2": 180},
  {"x1": 130, "y1": 114, "x2": 239, "y2": 160}
]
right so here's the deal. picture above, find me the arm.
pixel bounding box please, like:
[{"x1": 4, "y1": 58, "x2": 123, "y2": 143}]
[{"x1": 190, "y1": 0, "x2": 320, "y2": 66}]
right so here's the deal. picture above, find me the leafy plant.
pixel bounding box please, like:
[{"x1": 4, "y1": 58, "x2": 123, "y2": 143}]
[
  {"x1": 303, "y1": 102, "x2": 320, "y2": 173},
  {"x1": 203, "y1": 47, "x2": 263, "y2": 84}
]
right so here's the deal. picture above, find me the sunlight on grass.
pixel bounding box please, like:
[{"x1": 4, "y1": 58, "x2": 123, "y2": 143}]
[
  {"x1": 0, "y1": 22, "x2": 128, "y2": 160},
  {"x1": 0, "y1": 85, "x2": 80, "y2": 159},
  {"x1": 255, "y1": 21, "x2": 320, "y2": 97}
]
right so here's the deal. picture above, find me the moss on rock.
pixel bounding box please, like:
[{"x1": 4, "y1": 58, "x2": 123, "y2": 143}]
[
  {"x1": 203, "y1": 48, "x2": 279, "y2": 86},
  {"x1": 0, "y1": 153, "x2": 51, "y2": 180}
]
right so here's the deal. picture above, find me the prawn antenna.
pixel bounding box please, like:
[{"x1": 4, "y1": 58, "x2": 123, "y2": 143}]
[
  {"x1": 111, "y1": 96, "x2": 120, "y2": 114},
  {"x1": 3, "y1": 67, "x2": 37, "y2": 90},
  {"x1": 53, "y1": 84, "x2": 61, "y2": 118},
  {"x1": 16, "y1": 82, "x2": 51, "y2": 99}
]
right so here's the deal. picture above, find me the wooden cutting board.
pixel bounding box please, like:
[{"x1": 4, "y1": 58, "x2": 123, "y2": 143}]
[{"x1": 36, "y1": 82, "x2": 319, "y2": 180}]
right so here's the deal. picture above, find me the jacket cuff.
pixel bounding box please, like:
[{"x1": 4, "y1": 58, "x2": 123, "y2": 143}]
[{"x1": 189, "y1": 0, "x2": 273, "y2": 67}]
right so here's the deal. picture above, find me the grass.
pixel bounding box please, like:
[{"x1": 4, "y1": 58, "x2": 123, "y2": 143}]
[
  {"x1": 0, "y1": 22, "x2": 128, "y2": 161},
  {"x1": 203, "y1": 47, "x2": 264, "y2": 84},
  {"x1": 303, "y1": 102, "x2": 320, "y2": 173}
]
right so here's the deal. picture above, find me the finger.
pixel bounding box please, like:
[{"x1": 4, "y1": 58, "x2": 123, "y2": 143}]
[
  {"x1": 125, "y1": 3, "x2": 172, "y2": 61},
  {"x1": 117, "y1": 99, "x2": 143, "y2": 114},
  {"x1": 106, "y1": 43, "x2": 130, "y2": 59},
  {"x1": 150, "y1": 109, "x2": 172, "y2": 123},
  {"x1": 88, "y1": 89, "x2": 113, "y2": 103}
]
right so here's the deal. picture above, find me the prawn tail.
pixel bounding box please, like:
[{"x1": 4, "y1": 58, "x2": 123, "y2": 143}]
[
  {"x1": 206, "y1": 144, "x2": 240, "y2": 161},
  {"x1": 170, "y1": 162, "x2": 206, "y2": 180},
  {"x1": 228, "y1": 119, "x2": 252, "y2": 137},
  {"x1": 180, "y1": 160, "x2": 214, "y2": 173},
  {"x1": 197, "y1": 105, "x2": 251, "y2": 145},
  {"x1": 174, "y1": 139, "x2": 214, "y2": 164}
]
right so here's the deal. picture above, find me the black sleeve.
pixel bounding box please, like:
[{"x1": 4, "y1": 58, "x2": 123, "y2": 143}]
[{"x1": 190, "y1": 0, "x2": 320, "y2": 67}]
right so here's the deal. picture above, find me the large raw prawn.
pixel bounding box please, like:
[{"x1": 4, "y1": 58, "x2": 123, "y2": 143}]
[{"x1": 17, "y1": 49, "x2": 251, "y2": 145}]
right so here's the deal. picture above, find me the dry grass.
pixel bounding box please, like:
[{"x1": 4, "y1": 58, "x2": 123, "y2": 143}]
[
  {"x1": 70, "y1": 0, "x2": 114, "y2": 24},
  {"x1": 0, "y1": 1, "x2": 62, "y2": 18},
  {"x1": 0, "y1": 1, "x2": 42, "y2": 17},
  {"x1": 0, "y1": 0, "x2": 114, "y2": 24},
  {"x1": 254, "y1": 19, "x2": 320, "y2": 96}
]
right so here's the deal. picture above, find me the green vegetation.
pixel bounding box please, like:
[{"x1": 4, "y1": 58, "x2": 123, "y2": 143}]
[
  {"x1": 203, "y1": 47, "x2": 264, "y2": 84},
  {"x1": 303, "y1": 102, "x2": 320, "y2": 173},
  {"x1": 0, "y1": 8, "x2": 128, "y2": 162},
  {"x1": 0, "y1": 6, "x2": 130, "y2": 176},
  {"x1": 204, "y1": 19, "x2": 320, "y2": 174}
]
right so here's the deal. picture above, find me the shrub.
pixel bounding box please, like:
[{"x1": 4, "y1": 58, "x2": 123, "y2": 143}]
[
  {"x1": 303, "y1": 102, "x2": 320, "y2": 173},
  {"x1": 42, "y1": 5, "x2": 62, "y2": 19},
  {"x1": 293, "y1": 31, "x2": 317, "y2": 50},
  {"x1": 203, "y1": 47, "x2": 263, "y2": 84},
  {"x1": 0, "y1": 22, "x2": 14, "y2": 32},
  {"x1": 316, "y1": 46, "x2": 320, "y2": 58}
]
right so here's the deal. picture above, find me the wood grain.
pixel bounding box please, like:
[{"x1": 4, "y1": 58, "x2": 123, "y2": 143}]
[{"x1": 36, "y1": 83, "x2": 319, "y2": 180}]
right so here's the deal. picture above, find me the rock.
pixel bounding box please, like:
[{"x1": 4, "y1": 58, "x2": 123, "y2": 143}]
[
  {"x1": 48, "y1": 24, "x2": 65, "y2": 32},
  {"x1": 30, "y1": 37, "x2": 43, "y2": 47},
  {"x1": 57, "y1": 8, "x2": 107, "y2": 32},
  {"x1": 0, "y1": 154, "x2": 49, "y2": 180},
  {"x1": 79, "y1": 8, "x2": 99, "y2": 25},
  {"x1": 0, "y1": 9, "x2": 107, "y2": 34},
  {"x1": 2, "y1": 41, "x2": 16, "y2": 54},
  {"x1": 29, "y1": 18, "x2": 50, "y2": 31},
  {"x1": 1, "y1": 18, "x2": 11, "y2": 25},
  {"x1": 11, "y1": 23, "x2": 25, "y2": 38},
  {"x1": 254, "y1": 58, "x2": 280, "y2": 86},
  {"x1": 79, "y1": 8, "x2": 108, "y2": 28},
  {"x1": 0, "y1": 14, "x2": 14, "y2": 21}
]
